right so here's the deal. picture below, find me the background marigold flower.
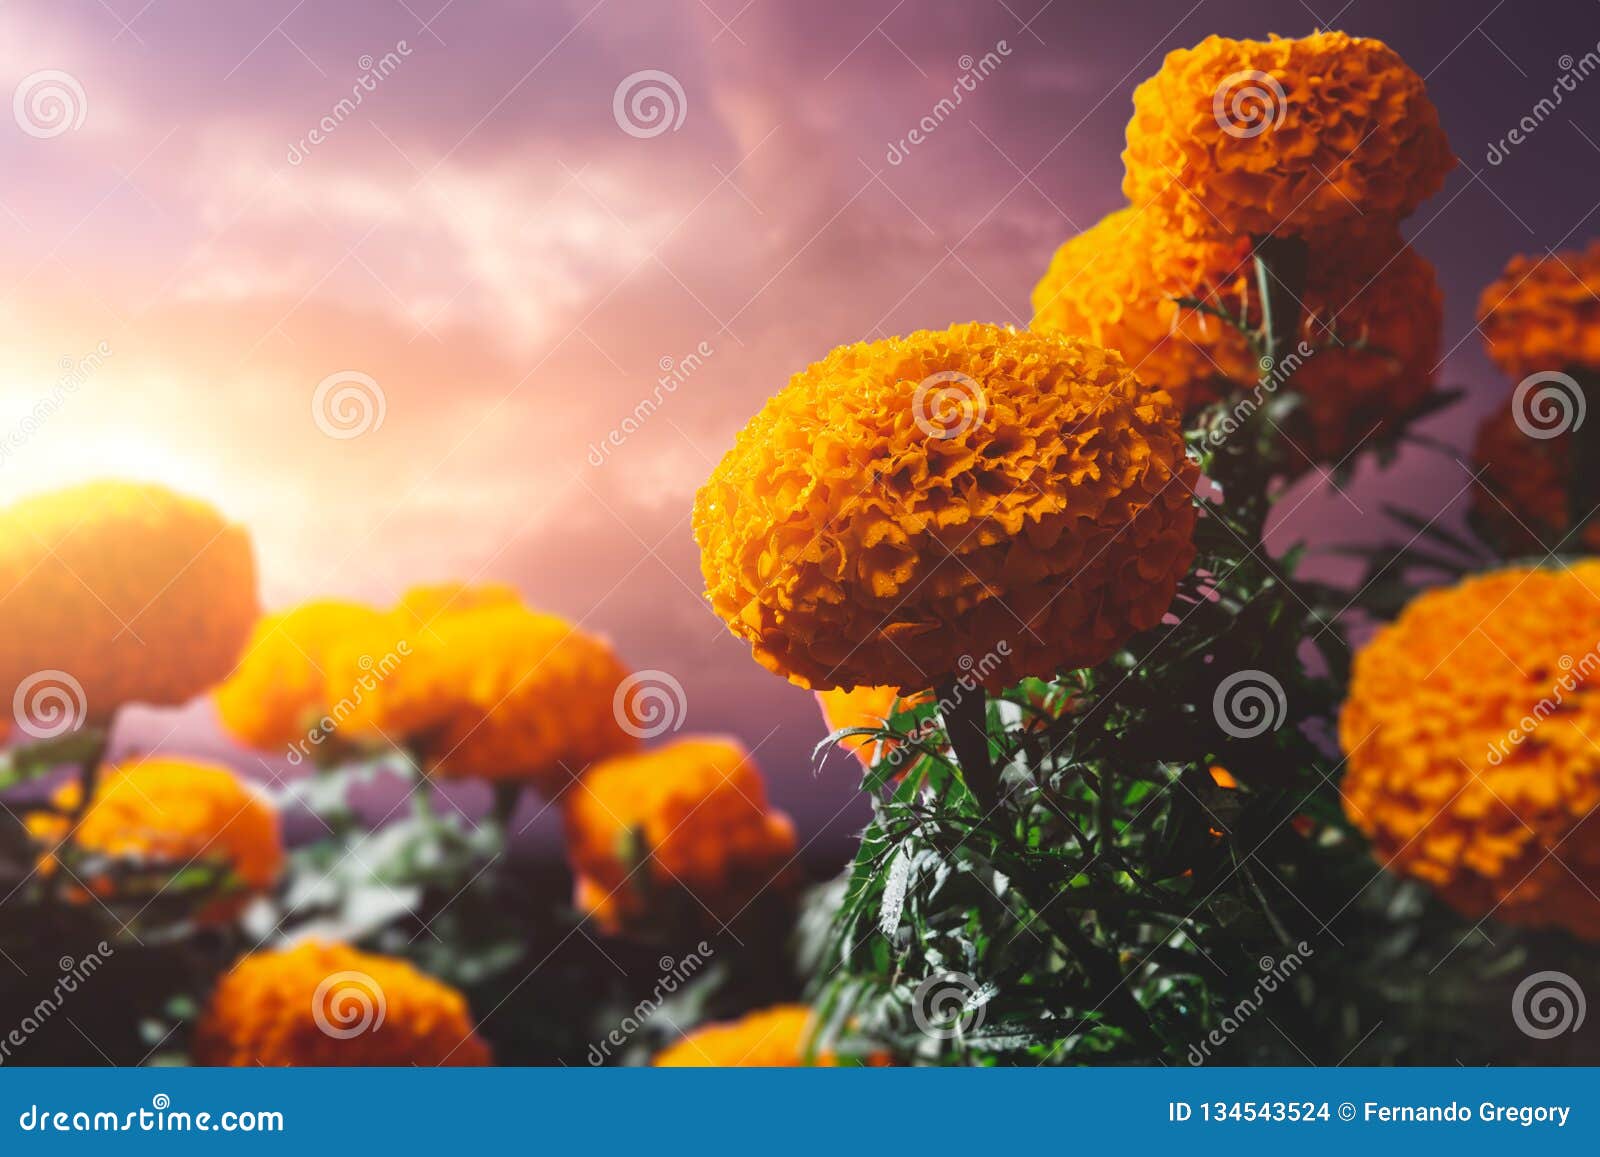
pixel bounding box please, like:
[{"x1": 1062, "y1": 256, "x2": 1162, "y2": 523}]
[
  {"x1": 28, "y1": 757, "x2": 283, "y2": 920},
  {"x1": 1288, "y1": 241, "x2": 1442, "y2": 462},
  {"x1": 334, "y1": 594, "x2": 637, "y2": 794},
  {"x1": 1031, "y1": 210, "x2": 1441, "y2": 462},
  {"x1": 1470, "y1": 399, "x2": 1600, "y2": 555},
  {"x1": 564, "y1": 736, "x2": 796, "y2": 932},
  {"x1": 815, "y1": 685, "x2": 930, "y2": 767},
  {"x1": 0, "y1": 481, "x2": 258, "y2": 721},
  {"x1": 193, "y1": 940, "x2": 491, "y2": 1066},
  {"x1": 1030, "y1": 206, "x2": 1258, "y2": 413},
  {"x1": 693, "y1": 322, "x2": 1199, "y2": 691},
  {"x1": 214, "y1": 599, "x2": 387, "y2": 750},
  {"x1": 652, "y1": 1004, "x2": 830, "y2": 1066},
  {"x1": 1477, "y1": 241, "x2": 1600, "y2": 378},
  {"x1": 1339, "y1": 564, "x2": 1600, "y2": 938},
  {"x1": 390, "y1": 581, "x2": 523, "y2": 628},
  {"x1": 1122, "y1": 31, "x2": 1453, "y2": 239}
]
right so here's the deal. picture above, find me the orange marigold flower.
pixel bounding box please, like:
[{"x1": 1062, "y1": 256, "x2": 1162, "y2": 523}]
[
  {"x1": 653, "y1": 1004, "x2": 829, "y2": 1067},
  {"x1": 1339, "y1": 564, "x2": 1600, "y2": 938},
  {"x1": 1122, "y1": 31, "x2": 1453, "y2": 239},
  {"x1": 693, "y1": 322, "x2": 1199, "y2": 691},
  {"x1": 565, "y1": 736, "x2": 796, "y2": 932},
  {"x1": 1031, "y1": 210, "x2": 1442, "y2": 462},
  {"x1": 1030, "y1": 207, "x2": 1258, "y2": 413},
  {"x1": 390, "y1": 581, "x2": 523, "y2": 628},
  {"x1": 1470, "y1": 399, "x2": 1600, "y2": 555},
  {"x1": 1289, "y1": 241, "x2": 1442, "y2": 462},
  {"x1": 214, "y1": 599, "x2": 387, "y2": 751},
  {"x1": 28, "y1": 758, "x2": 282, "y2": 920},
  {"x1": 815, "y1": 685, "x2": 931, "y2": 767},
  {"x1": 1477, "y1": 241, "x2": 1600, "y2": 378},
  {"x1": 193, "y1": 941, "x2": 491, "y2": 1066},
  {"x1": 330, "y1": 592, "x2": 637, "y2": 794},
  {"x1": 0, "y1": 481, "x2": 258, "y2": 721}
]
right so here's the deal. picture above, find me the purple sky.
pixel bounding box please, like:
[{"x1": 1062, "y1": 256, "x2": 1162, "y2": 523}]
[{"x1": 3, "y1": 0, "x2": 1597, "y2": 858}]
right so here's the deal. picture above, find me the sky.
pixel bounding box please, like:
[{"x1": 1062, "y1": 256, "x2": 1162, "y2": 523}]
[{"x1": 2, "y1": 0, "x2": 1598, "y2": 858}]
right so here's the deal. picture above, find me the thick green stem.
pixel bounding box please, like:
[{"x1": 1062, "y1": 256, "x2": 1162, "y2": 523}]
[
  {"x1": 490, "y1": 781, "x2": 524, "y2": 832},
  {"x1": 1565, "y1": 367, "x2": 1600, "y2": 543},
  {"x1": 938, "y1": 676, "x2": 997, "y2": 812}
]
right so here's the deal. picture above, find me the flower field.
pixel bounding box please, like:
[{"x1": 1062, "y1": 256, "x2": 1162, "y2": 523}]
[{"x1": 3, "y1": 9, "x2": 1599, "y2": 1069}]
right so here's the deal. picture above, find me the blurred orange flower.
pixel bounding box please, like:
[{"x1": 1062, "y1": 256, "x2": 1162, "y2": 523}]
[
  {"x1": 652, "y1": 1004, "x2": 830, "y2": 1067},
  {"x1": 815, "y1": 685, "x2": 930, "y2": 767},
  {"x1": 565, "y1": 736, "x2": 796, "y2": 932},
  {"x1": 1470, "y1": 399, "x2": 1600, "y2": 555},
  {"x1": 214, "y1": 599, "x2": 387, "y2": 751},
  {"x1": 0, "y1": 481, "x2": 258, "y2": 722},
  {"x1": 1477, "y1": 241, "x2": 1600, "y2": 379},
  {"x1": 693, "y1": 322, "x2": 1198, "y2": 691},
  {"x1": 28, "y1": 757, "x2": 282, "y2": 921},
  {"x1": 1340, "y1": 564, "x2": 1600, "y2": 938},
  {"x1": 1122, "y1": 31, "x2": 1452, "y2": 239},
  {"x1": 334, "y1": 596, "x2": 637, "y2": 793},
  {"x1": 194, "y1": 941, "x2": 491, "y2": 1066}
]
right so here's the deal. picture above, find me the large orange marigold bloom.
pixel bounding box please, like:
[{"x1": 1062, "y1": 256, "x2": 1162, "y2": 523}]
[
  {"x1": 0, "y1": 482, "x2": 258, "y2": 721},
  {"x1": 214, "y1": 599, "x2": 387, "y2": 751},
  {"x1": 1031, "y1": 210, "x2": 1441, "y2": 461},
  {"x1": 565, "y1": 736, "x2": 796, "y2": 932},
  {"x1": 1470, "y1": 399, "x2": 1600, "y2": 555},
  {"x1": 193, "y1": 941, "x2": 491, "y2": 1066},
  {"x1": 653, "y1": 1004, "x2": 829, "y2": 1067},
  {"x1": 1122, "y1": 31, "x2": 1453, "y2": 239},
  {"x1": 1477, "y1": 241, "x2": 1600, "y2": 378},
  {"x1": 334, "y1": 595, "x2": 638, "y2": 793},
  {"x1": 1339, "y1": 564, "x2": 1600, "y2": 938},
  {"x1": 28, "y1": 758, "x2": 282, "y2": 919},
  {"x1": 693, "y1": 322, "x2": 1199, "y2": 691}
]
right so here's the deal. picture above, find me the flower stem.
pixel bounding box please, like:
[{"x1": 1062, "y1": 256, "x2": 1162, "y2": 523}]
[
  {"x1": 1565, "y1": 367, "x2": 1600, "y2": 543},
  {"x1": 937, "y1": 677, "x2": 998, "y2": 812}
]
